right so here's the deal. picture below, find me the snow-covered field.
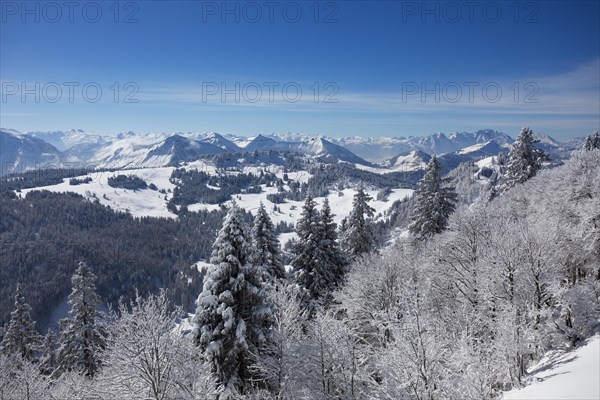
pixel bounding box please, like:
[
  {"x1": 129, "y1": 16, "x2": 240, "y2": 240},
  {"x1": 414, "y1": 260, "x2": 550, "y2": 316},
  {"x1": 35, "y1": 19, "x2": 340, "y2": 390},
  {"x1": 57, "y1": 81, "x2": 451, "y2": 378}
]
[
  {"x1": 503, "y1": 335, "x2": 600, "y2": 400},
  {"x1": 19, "y1": 167, "x2": 177, "y2": 219}
]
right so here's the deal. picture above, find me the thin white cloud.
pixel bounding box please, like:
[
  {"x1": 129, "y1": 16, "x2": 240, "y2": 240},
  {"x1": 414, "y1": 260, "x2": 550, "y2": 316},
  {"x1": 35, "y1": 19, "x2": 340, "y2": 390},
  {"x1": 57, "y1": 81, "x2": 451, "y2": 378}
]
[{"x1": 134, "y1": 59, "x2": 600, "y2": 120}]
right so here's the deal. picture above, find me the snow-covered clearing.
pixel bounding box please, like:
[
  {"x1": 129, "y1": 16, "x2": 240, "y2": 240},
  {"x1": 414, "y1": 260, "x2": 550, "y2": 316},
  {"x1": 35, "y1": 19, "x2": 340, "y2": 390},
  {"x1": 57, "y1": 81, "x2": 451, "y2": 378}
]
[
  {"x1": 19, "y1": 167, "x2": 177, "y2": 219},
  {"x1": 503, "y1": 335, "x2": 600, "y2": 400}
]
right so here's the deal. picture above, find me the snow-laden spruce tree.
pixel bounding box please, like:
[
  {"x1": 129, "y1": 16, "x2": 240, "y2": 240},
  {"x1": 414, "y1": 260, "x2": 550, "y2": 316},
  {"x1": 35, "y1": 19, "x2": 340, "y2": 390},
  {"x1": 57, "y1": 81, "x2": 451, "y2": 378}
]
[
  {"x1": 340, "y1": 183, "x2": 376, "y2": 258},
  {"x1": 584, "y1": 131, "x2": 600, "y2": 150},
  {"x1": 500, "y1": 126, "x2": 547, "y2": 191},
  {"x1": 292, "y1": 195, "x2": 333, "y2": 306},
  {"x1": 251, "y1": 202, "x2": 286, "y2": 282},
  {"x1": 409, "y1": 156, "x2": 457, "y2": 240},
  {"x1": 192, "y1": 203, "x2": 273, "y2": 396},
  {"x1": 319, "y1": 198, "x2": 347, "y2": 288},
  {"x1": 57, "y1": 261, "x2": 105, "y2": 378},
  {"x1": 0, "y1": 284, "x2": 41, "y2": 361}
]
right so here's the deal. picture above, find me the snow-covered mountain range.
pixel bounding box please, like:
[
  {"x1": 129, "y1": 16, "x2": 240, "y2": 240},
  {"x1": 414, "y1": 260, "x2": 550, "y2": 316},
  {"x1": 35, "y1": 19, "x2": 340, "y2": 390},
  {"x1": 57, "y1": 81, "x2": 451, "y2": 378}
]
[
  {"x1": 334, "y1": 129, "x2": 514, "y2": 161},
  {"x1": 0, "y1": 127, "x2": 581, "y2": 175}
]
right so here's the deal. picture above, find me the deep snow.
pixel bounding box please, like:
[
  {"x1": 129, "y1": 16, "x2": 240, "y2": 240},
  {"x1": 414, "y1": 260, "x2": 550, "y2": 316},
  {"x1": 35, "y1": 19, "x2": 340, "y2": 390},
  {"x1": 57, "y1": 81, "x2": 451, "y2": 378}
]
[{"x1": 503, "y1": 335, "x2": 600, "y2": 400}]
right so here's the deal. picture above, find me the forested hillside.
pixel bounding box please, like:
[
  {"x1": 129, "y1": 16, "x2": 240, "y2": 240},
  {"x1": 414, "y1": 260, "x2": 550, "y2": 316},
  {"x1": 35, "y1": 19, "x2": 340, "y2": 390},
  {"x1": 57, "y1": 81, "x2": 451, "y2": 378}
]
[
  {"x1": 336, "y1": 148, "x2": 600, "y2": 398},
  {"x1": 0, "y1": 146, "x2": 598, "y2": 399},
  {"x1": 0, "y1": 190, "x2": 240, "y2": 328}
]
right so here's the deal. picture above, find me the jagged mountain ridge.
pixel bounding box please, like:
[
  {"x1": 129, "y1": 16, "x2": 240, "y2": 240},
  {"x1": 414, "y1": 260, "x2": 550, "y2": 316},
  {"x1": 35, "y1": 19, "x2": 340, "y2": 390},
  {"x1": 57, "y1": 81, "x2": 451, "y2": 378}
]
[
  {"x1": 0, "y1": 128, "x2": 580, "y2": 175},
  {"x1": 2, "y1": 129, "x2": 375, "y2": 171}
]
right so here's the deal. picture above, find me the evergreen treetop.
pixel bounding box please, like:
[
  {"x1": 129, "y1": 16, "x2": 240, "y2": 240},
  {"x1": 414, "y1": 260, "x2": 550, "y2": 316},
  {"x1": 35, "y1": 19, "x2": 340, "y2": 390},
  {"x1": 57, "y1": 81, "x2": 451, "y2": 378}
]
[
  {"x1": 292, "y1": 195, "x2": 326, "y2": 301},
  {"x1": 0, "y1": 284, "x2": 41, "y2": 361},
  {"x1": 251, "y1": 202, "x2": 286, "y2": 282},
  {"x1": 584, "y1": 131, "x2": 600, "y2": 151},
  {"x1": 501, "y1": 126, "x2": 547, "y2": 191},
  {"x1": 57, "y1": 261, "x2": 105, "y2": 378},
  {"x1": 340, "y1": 183, "x2": 376, "y2": 258},
  {"x1": 193, "y1": 203, "x2": 273, "y2": 395},
  {"x1": 409, "y1": 156, "x2": 457, "y2": 240}
]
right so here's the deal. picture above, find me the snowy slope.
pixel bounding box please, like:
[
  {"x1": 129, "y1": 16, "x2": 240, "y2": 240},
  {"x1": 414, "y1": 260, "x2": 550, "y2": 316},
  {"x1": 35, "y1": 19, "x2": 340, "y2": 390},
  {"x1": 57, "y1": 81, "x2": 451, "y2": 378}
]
[
  {"x1": 298, "y1": 137, "x2": 372, "y2": 165},
  {"x1": 239, "y1": 134, "x2": 294, "y2": 152},
  {"x1": 0, "y1": 129, "x2": 64, "y2": 175},
  {"x1": 199, "y1": 132, "x2": 241, "y2": 152},
  {"x1": 455, "y1": 140, "x2": 506, "y2": 156},
  {"x1": 144, "y1": 134, "x2": 225, "y2": 165},
  {"x1": 503, "y1": 335, "x2": 600, "y2": 400},
  {"x1": 385, "y1": 150, "x2": 431, "y2": 171},
  {"x1": 19, "y1": 167, "x2": 177, "y2": 219}
]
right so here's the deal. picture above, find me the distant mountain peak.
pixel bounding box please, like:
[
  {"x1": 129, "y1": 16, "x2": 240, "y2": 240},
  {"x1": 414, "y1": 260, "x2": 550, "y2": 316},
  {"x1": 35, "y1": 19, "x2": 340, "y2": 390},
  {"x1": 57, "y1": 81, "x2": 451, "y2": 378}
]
[
  {"x1": 301, "y1": 136, "x2": 371, "y2": 166},
  {"x1": 241, "y1": 134, "x2": 280, "y2": 151},
  {"x1": 534, "y1": 132, "x2": 560, "y2": 146},
  {"x1": 144, "y1": 134, "x2": 224, "y2": 166},
  {"x1": 116, "y1": 130, "x2": 136, "y2": 139},
  {"x1": 385, "y1": 149, "x2": 432, "y2": 171},
  {"x1": 249, "y1": 134, "x2": 275, "y2": 143},
  {"x1": 199, "y1": 132, "x2": 240, "y2": 152}
]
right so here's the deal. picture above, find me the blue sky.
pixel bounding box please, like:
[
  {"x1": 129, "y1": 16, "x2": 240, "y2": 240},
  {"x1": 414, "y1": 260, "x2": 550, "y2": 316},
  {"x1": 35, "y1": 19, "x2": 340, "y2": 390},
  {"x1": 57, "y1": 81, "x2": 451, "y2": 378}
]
[{"x1": 1, "y1": 0, "x2": 599, "y2": 139}]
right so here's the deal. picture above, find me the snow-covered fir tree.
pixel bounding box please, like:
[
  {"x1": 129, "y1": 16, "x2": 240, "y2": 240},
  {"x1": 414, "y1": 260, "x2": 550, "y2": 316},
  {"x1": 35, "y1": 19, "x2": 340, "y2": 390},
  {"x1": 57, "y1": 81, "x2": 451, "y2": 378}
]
[
  {"x1": 319, "y1": 198, "x2": 347, "y2": 288},
  {"x1": 57, "y1": 261, "x2": 105, "y2": 378},
  {"x1": 409, "y1": 156, "x2": 457, "y2": 240},
  {"x1": 584, "y1": 131, "x2": 600, "y2": 150},
  {"x1": 292, "y1": 195, "x2": 332, "y2": 305},
  {"x1": 500, "y1": 126, "x2": 547, "y2": 191},
  {"x1": 192, "y1": 203, "x2": 273, "y2": 396},
  {"x1": 0, "y1": 284, "x2": 41, "y2": 361},
  {"x1": 251, "y1": 202, "x2": 286, "y2": 282},
  {"x1": 340, "y1": 183, "x2": 376, "y2": 258}
]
